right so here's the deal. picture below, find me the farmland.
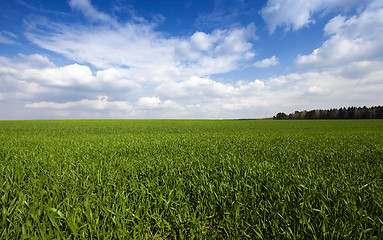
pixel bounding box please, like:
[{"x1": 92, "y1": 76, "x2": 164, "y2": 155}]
[{"x1": 1, "y1": 120, "x2": 382, "y2": 239}]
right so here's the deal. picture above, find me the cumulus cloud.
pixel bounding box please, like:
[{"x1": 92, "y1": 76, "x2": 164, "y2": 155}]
[
  {"x1": 306, "y1": 86, "x2": 327, "y2": 95},
  {"x1": 25, "y1": 64, "x2": 95, "y2": 87},
  {"x1": 237, "y1": 79, "x2": 265, "y2": 92},
  {"x1": 95, "y1": 68, "x2": 141, "y2": 91},
  {"x1": 222, "y1": 69, "x2": 381, "y2": 114},
  {"x1": 296, "y1": 1, "x2": 383, "y2": 68},
  {"x1": 261, "y1": 0, "x2": 360, "y2": 33},
  {"x1": 25, "y1": 14, "x2": 256, "y2": 78},
  {"x1": 26, "y1": 96, "x2": 132, "y2": 111},
  {"x1": 156, "y1": 76, "x2": 235, "y2": 99},
  {"x1": 1, "y1": 52, "x2": 382, "y2": 119},
  {"x1": 155, "y1": 76, "x2": 264, "y2": 100},
  {"x1": 19, "y1": 54, "x2": 55, "y2": 69},
  {"x1": 254, "y1": 56, "x2": 279, "y2": 68},
  {"x1": 0, "y1": 54, "x2": 140, "y2": 104},
  {"x1": 215, "y1": 24, "x2": 256, "y2": 55},
  {"x1": 222, "y1": 97, "x2": 269, "y2": 111},
  {"x1": 190, "y1": 31, "x2": 215, "y2": 51},
  {"x1": 137, "y1": 97, "x2": 183, "y2": 110},
  {"x1": 172, "y1": 24, "x2": 257, "y2": 76}
]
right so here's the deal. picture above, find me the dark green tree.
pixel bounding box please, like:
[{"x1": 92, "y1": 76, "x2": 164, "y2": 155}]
[{"x1": 274, "y1": 112, "x2": 288, "y2": 120}]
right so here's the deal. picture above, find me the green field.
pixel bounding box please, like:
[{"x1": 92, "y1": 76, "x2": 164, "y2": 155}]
[{"x1": 1, "y1": 120, "x2": 382, "y2": 239}]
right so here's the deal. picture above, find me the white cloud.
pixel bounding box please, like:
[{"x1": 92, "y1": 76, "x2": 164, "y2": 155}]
[
  {"x1": 26, "y1": 96, "x2": 132, "y2": 111},
  {"x1": 215, "y1": 24, "x2": 256, "y2": 55},
  {"x1": 0, "y1": 54, "x2": 140, "y2": 103},
  {"x1": 306, "y1": 86, "x2": 327, "y2": 95},
  {"x1": 1, "y1": 52, "x2": 382, "y2": 119},
  {"x1": 296, "y1": 1, "x2": 383, "y2": 68},
  {"x1": 155, "y1": 76, "x2": 235, "y2": 99},
  {"x1": 222, "y1": 97, "x2": 269, "y2": 111},
  {"x1": 25, "y1": 15, "x2": 256, "y2": 79},
  {"x1": 19, "y1": 54, "x2": 55, "y2": 69},
  {"x1": 95, "y1": 68, "x2": 141, "y2": 91},
  {"x1": 174, "y1": 30, "x2": 222, "y2": 61},
  {"x1": 156, "y1": 76, "x2": 264, "y2": 101},
  {"x1": 173, "y1": 25, "x2": 256, "y2": 76},
  {"x1": 261, "y1": 0, "x2": 360, "y2": 33},
  {"x1": 25, "y1": 22, "x2": 175, "y2": 70},
  {"x1": 238, "y1": 79, "x2": 265, "y2": 92},
  {"x1": 254, "y1": 56, "x2": 279, "y2": 68},
  {"x1": 0, "y1": 31, "x2": 18, "y2": 45},
  {"x1": 137, "y1": 97, "x2": 183, "y2": 110},
  {"x1": 25, "y1": 64, "x2": 95, "y2": 87},
  {"x1": 69, "y1": 0, "x2": 116, "y2": 24},
  {"x1": 5, "y1": 53, "x2": 380, "y2": 119},
  {"x1": 337, "y1": 60, "x2": 383, "y2": 80},
  {"x1": 190, "y1": 31, "x2": 215, "y2": 51},
  {"x1": 224, "y1": 66, "x2": 382, "y2": 113}
]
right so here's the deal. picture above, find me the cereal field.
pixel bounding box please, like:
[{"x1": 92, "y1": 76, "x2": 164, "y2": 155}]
[{"x1": 1, "y1": 120, "x2": 382, "y2": 239}]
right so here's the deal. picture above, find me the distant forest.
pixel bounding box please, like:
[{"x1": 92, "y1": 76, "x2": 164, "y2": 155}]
[{"x1": 274, "y1": 106, "x2": 383, "y2": 120}]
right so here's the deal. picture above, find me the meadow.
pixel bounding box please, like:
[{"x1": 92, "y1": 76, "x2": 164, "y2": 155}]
[{"x1": 0, "y1": 119, "x2": 382, "y2": 239}]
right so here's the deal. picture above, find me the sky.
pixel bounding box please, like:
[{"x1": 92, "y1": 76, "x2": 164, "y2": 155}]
[{"x1": 0, "y1": 0, "x2": 382, "y2": 120}]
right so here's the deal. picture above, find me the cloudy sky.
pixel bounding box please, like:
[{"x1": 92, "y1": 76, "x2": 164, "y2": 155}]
[{"x1": 0, "y1": 0, "x2": 382, "y2": 119}]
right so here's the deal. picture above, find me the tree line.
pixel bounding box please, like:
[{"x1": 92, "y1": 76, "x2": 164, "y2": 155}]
[{"x1": 274, "y1": 106, "x2": 383, "y2": 120}]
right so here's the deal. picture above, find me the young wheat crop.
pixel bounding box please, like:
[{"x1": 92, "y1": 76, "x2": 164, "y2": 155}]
[{"x1": 0, "y1": 120, "x2": 382, "y2": 239}]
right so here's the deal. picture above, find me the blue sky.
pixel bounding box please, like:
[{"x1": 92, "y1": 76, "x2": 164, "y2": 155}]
[{"x1": 0, "y1": 0, "x2": 382, "y2": 119}]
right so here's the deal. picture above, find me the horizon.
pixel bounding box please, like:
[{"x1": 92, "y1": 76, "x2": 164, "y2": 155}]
[{"x1": 1, "y1": 0, "x2": 382, "y2": 120}]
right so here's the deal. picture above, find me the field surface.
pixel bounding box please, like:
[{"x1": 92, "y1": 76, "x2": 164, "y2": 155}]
[{"x1": 1, "y1": 119, "x2": 382, "y2": 239}]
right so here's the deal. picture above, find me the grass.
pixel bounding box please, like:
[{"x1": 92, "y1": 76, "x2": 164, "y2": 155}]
[{"x1": 1, "y1": 119, "x2": 382, "y2": 239}]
